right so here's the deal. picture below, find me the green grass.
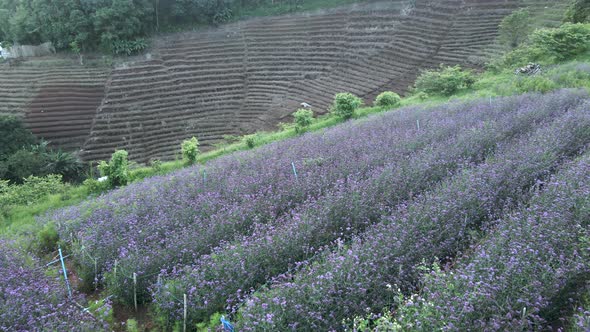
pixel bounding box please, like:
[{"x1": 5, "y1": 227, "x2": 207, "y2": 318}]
[{"x1": 0, "y1": 185, "x2": 88, "y2": 235}]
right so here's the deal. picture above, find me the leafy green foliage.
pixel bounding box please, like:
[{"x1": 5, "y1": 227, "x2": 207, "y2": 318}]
[
  {"x1": 111, "y1": 38, "x2": 148, "y2": 56},
  {"x1": 2, "y1": 149, "x2": 45, "y2": 183},
  {"x1": 0, "y1": 115, "x2": 36, "y2": 159},
  {"x1": 37, "y1": 222, "x2": 59, "y2": 254},
  {"x1": 513, "y1": 75, "x2": 558, "y2": 94},
  {"x1": 44, "y1": 150, "x2": 84, "y2": 183},
  {"x1": 196, "y1": 312, "x2": 223, "y2": 331},
  {"x1": 293, "y1": 108, "x2": 314, "y2": 133},
  {"x1": 499, "y1": 9, "x2": 532, "y2": 49},
  {"x1": 414, "y1": 65, "x2": 476, "y2": 96},
  {"x1": 0, "y1": 135, "x2": 84, "y2": 184},
  {"x1": 98, "y1": 150, "x2": 129, "y2": 188},
  {"x1": 93, "y1": 0, "x2": 153, "y2": 53},
  {"x1": 530, "y1": 23, "x2": 590, "y2": 61},
  {"x1": 331, "y1": 92, "x2": 363, "y2": 119},
  {"x1": 181, "y1": 137, "x2": 200, "y2": 165},
  {"x1": 150, "y1": 159, "x2": 163, "y2": 173},
  {"x1": 564, "y1": 0, "x2": 590, "y2": 23},
  {"x1": 126, "y1": 319, "x2": 139, "y2": 332},
  {"x1": 244, "y1": 134, "x2": 258, "y2": 149},
  {"x1": 82, "y1": 178, "x2": 109, "y2": 195},
  {"x1": 374, "y1": 91, "x2": 401, "y2": 107},
  {"x1": 492, "y1": 23, "x2": 590, "y2": 69},
  {"x1": 0, "y1": 174, "x2": 66, "y2": 209}
]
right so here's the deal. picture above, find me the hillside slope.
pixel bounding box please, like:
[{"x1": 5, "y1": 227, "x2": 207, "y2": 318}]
[{"x1": 0, "y1": 0, "x2": 566, "y2": 163}]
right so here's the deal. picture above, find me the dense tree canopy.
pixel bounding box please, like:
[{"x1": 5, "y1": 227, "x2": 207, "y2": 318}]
[{"x1": 0, "y1": 0, "x2": 305, "y2": 54}]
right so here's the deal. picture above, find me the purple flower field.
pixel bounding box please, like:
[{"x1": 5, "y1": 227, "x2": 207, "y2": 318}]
[
  {"x1": 236, "y1": 94, "x2": 590, "y2": 330},
  {"x1": 153, "y1": 89, "x2": 587, "y2": 325},
  {"x1": 28, "y1": 89, "x2": 590, "y2": 330},
  {"x1": 0, "y1": 240, "x2": 108, "y2": 331},
  {"x1": 50, "y1": 95, "x2": 474, "y2": 304},
  {"x1": 390, "y1": 152, "x2": 590, "y2": 331}
]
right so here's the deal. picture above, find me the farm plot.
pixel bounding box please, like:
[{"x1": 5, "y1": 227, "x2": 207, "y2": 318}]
[{"x1": 43, "y1": 89, "x2": 590, "y2": 330}]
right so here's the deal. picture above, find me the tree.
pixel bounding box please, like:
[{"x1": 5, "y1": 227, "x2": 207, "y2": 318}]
[
  {"x1": 499, "y1": 9, "x2": 532, "y2": 49},
  {"x1": 293, "y1": 109, "x2": 313, "y2": 133},
  {"x1": 93, "y1": 0, "x2": 153, "y2": 53},
  {"x1": 98, "y1": 150, "x2": 129, "y2": 187},
  {"x1": 374, "y1": 91, "x2": 401, "y2": 107},
  {"x1": 564, "y1": 0, "x2": 590, "y2": 23},
  {"x1": 181, "y1": 137, "x2": 200, "y2": 165},
  {"x1": 331, "y1": 93, "x2": 363, "y2": 120},
  {"x1": 0, "y1": 115, "x2": 36, "y2": 159}
]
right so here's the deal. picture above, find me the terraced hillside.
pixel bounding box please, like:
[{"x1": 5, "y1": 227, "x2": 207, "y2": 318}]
[
  {"x1": 0, "y1": 61, "x2": 110, "y2": 151},
  {"x1": 0, "y1": 0, "x2": 566, "y2": 163}
]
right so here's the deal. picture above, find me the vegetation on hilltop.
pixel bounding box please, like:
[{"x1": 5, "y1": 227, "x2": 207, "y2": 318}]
[{"x1": 0, "y1": 0, "x2": 359, "y2": 55}]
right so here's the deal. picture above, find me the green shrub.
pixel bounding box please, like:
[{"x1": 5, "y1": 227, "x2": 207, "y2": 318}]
[
  {"x1": 564, "y1": 0, "x2": 590, "y2": 23},
  {"x1": 37, "y1": 222, "x2": 59, "y2": 254},
  {"x1": 530, "y1": 23, "x2": 590, "y2": 61},
  {"x1": 3, "y1": 149, "x2": 45, "y2": 184},
  {"x1": 492, "y1": 23, "x2": 590, "y2": 69},
  {"x1": 150, "y1": 158, "x2": 163, "y2": 173},
  {"x1": 0, "y1": 115, "x2": 36, "y2": 159},
  {"x1": 331, "y1": 92, "x2": 363, "y2": 119},
  {"x1": 499, "y1": 9, "x2": 532, "y2": 49},
  {"x1": 181, "y1": 137, "x2": 200, "y2": 165},
  {"x1": 414, "y1": 65, "x2": 476, "y2": 96},
  {"x1": 87, "y1": 298, "x2": 115, "y2": 326},
  {"x1": 111, "y1": 38, "x2": 148, "y2": 56},
  {"x1": 213, "y1": 8, "x2": 233, "y2": 24},
  {"x1": 489, "y1": 46, "x2": 546, "y2": 70},
  {"x1": 244, "y1": 134, "x2": 258, "y2": 149},
  {"x1": 374, "y1": 91, "x2": 401, "y2": 107},
  {"x1": 293, "y1": 109, "x2": 314, "y2": 133},
  {"x1": 43, "y1": 150, "x2": 84, "y2": 183},
  {"x1": 98, "y1": 150, "x2": 129, "y2": 188},
  {"x1": 83, "y1": 177, "x2": 109, "y2": 195},
  {"x1": 513, "y1": 75, "x2": 558, "y2": 93},
  {"x1": 126, "y1": 319, "x2": 139, "y2": 332},
  {"x1": 0, "y1": 174, "x2": 66, "y2": 208},
  {"x1": 196, "y1": 312, "x2": 223, "y2": 332},
  {"x1": 548, "y1": 61, "x2": 590, "y2": 88}
]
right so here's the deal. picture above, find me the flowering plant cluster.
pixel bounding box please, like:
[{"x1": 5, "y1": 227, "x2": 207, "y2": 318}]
[
  {"x1": 236, "y1": 95, "x2": 590, "y2": 330},
  {"x1": 386, "y1": 153, "x2": 590, "y2": 331},
  {"x1": 39, "y1": 89, "x2": 590, "y2": 331},
  {"x1": 49, "y1": 94, "x2": 481, "y2": 305},
  {"x1": 0, "y1": 240, "x2": 108, "y2": 331},
  {"x1": 153, "y1": 90, "x2": 587, "y2": 326}
]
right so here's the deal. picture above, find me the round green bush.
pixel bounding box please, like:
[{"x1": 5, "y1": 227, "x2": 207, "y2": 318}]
[
  {"x1": 374, "y1": 91, "x2": 401, "y2": 107},
  {"x1": 181, "y1": 137, "x2": 200, "y2": 165},
  {"x1": 331, "y1": 92, "x2": 363, "y2": 119},
  {"x1": 293, "y1": 109, "x2": 314, "y2": 133},
  {"x1": 98, "y1": 150, "x2": 129, "y2": 188},
  {"x1": 414, "y1": 65, "x2": 476, "y2": 96}
]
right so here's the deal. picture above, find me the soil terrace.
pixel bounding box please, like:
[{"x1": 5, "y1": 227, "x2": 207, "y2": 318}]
[{"x1": 0, "y1": 0, "x2": 565, "y2": 163}]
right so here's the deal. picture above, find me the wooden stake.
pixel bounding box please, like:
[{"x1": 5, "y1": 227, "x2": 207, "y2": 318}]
[
  {"x1": 94, "y1": 258, "x2": 98, "y2": 290},
  {"x1": 183, "y1": 293, "x2": 187, "y2": 332},
  {"x1": 133, "y1": 272, "x2": 138, "y2": 312}
]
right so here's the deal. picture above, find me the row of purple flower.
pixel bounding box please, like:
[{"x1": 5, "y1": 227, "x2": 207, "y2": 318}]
[{"x1": 154, "y1": 90, "x2": 589, "y2": 328}]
